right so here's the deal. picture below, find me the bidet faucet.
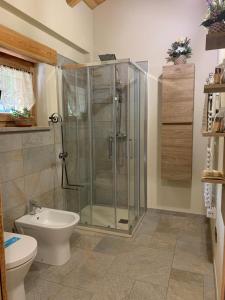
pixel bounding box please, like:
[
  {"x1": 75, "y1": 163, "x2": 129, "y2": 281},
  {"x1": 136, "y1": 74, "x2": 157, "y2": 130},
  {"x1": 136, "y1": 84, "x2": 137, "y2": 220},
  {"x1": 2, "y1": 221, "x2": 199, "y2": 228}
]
[{"x1": 29, "y1": 200, "x2": 42, "y2": 215}]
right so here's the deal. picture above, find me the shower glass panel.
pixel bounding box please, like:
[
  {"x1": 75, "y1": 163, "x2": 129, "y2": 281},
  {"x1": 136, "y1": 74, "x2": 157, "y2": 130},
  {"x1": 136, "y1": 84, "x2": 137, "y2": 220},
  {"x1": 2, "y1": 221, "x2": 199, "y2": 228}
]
[
  {"x1": 61, "y1": 59, "x2": 147, "y2": 235},
  {"x1": 89, "y1": 65, "x2": 116, "y2": 228},
  {"x1": 139, "y1": 71, "x2": 147, "y2": 216},
  {"x1": 62, "y1": 67, "x2": 91, "y2": 224}
]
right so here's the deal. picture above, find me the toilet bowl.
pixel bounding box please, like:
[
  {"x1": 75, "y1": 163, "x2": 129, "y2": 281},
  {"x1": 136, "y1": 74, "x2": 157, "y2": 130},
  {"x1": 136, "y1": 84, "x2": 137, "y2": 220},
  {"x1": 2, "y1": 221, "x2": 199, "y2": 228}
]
[
  {"x1": 15, "y1": 208, "x2": 80, "y2": 266},
  {"x1": 4, "y1": 232, "x2": 37, "y2": 300}
]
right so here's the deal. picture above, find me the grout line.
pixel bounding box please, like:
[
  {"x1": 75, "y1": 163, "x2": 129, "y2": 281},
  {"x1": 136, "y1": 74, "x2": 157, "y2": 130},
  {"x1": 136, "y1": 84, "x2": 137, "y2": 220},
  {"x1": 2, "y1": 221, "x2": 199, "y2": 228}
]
[{"x1": 164, "y1": 233, "x2": 178, "y2": 300}]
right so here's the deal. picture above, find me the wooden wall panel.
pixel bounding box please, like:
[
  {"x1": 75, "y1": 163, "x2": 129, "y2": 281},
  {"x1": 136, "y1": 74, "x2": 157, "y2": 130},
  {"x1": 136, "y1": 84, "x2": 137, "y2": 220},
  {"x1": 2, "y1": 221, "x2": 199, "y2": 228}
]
[
  {"x1": 161, "y1": 124, "x2": 193, "y2": 181},
  {"x1": 162, "y1": 64, "x2": 195, "y2": 124}
]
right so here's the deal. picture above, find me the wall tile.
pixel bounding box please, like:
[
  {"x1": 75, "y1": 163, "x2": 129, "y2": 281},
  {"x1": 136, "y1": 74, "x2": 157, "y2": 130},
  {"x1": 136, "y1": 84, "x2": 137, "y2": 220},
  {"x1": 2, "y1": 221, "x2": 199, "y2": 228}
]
[
  {"x1": 0, "y1": 150, "x2": 23, "y2": 183},
  {"x1": 24, "y1": 168, "x2": 55, "y2": 200},
  {"x1": 0, "y1": 134, "x2": 22, "y2": 152},
  {"x1": 22, "y1": 131, "x2": 54, "y2": 148},
  {"x1": 1, "y1": 177, "x2": 26, "y2": 212},
  {"x1": 3, "y1": 203, "x2": 27, "y2": 231},
  {"x1": 23, "y1": 145, "x2": 56, "y2": 175}
]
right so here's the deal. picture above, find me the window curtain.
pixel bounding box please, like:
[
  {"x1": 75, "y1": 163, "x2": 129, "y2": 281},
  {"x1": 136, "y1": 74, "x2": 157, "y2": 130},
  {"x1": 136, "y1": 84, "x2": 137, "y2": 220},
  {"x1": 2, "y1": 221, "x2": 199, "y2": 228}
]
[{"x1": 0, "y1": 65, "x2": 35, "y2": 112}]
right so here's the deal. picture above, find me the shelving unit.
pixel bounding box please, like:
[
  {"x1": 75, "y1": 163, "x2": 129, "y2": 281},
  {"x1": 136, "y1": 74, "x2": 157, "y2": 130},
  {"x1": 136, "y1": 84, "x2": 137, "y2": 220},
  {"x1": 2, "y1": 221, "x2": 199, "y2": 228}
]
[
  {"x1": 201, "y1": 177, "x2": 225, "y2": 184},
  {"x1": 203, "y1": 31, "x2": 225, "y2": 300},
  {"x1": 204, "y1": 84, "x2": 225, "y2": 94},
  {"x1": 202, "y1": 131, "x2": 225, "y2": 137},
  {"x1": 206, "y1": 32, "x2": 225, "y2": 50}
]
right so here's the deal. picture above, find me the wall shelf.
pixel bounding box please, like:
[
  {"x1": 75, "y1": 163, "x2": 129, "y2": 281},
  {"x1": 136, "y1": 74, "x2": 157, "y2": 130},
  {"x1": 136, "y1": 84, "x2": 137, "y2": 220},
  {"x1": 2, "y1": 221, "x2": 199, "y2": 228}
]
[
  {"x1": 202, "y1": 131, "x2": 225, "y2": 137},
  {"x1": 204, "y1": 84, "x2": 225, "y2": 93},
  {"x1": 201, "y1": 177, "x2": 225, "y2": 184},
  {"x1": 206, "y1": 32, "x2": 225, "y2": 50}
]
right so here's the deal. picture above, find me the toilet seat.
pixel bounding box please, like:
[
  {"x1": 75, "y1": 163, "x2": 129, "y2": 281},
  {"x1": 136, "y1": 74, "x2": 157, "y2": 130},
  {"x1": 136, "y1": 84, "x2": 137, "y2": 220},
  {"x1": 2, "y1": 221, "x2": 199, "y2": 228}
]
[{"x1": 4, "y1": 232, "x2": 37, "y2": 270}]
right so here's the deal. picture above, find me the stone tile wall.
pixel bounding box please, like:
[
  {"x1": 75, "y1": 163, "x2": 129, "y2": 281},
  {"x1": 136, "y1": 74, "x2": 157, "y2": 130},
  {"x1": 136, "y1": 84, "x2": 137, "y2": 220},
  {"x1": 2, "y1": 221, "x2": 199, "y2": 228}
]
[{"x1": 0, "y1": 125, "x2": 64, "y2": 231}]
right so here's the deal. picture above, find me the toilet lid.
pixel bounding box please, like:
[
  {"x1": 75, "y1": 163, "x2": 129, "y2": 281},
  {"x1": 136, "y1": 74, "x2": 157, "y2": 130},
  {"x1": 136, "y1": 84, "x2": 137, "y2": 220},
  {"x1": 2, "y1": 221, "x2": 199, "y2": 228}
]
[{"x1": 4, "y1": 232, "x2": 37, "y2": 270}]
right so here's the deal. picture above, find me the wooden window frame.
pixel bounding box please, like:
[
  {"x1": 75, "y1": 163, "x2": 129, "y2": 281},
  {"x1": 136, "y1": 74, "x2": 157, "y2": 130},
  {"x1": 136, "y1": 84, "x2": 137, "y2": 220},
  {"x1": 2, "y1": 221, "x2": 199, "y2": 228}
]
[{"x1": 0, "y1": 52, "x2": 37, "y2": 126}]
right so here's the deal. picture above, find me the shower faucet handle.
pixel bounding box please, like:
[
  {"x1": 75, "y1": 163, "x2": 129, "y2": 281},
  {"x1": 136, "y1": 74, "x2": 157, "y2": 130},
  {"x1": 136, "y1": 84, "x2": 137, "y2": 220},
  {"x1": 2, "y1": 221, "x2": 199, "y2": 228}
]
[{"x1": 59, "y1": 152, "x2": 68, "y2": 160}]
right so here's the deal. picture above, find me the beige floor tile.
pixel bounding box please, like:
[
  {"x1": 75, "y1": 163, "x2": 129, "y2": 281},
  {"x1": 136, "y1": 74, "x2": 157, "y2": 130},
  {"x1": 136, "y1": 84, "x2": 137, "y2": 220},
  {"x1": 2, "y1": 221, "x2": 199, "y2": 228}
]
[
  {"x1": 62, "y1": 251, "x2": 115, "y2": 290},
  {"x1": 156, "y1": 214, "x2": 187, "y2": 236},
  {"x1": 27, "y1": 248, "x2": 91, "y2": 284},
  {"x1": 137, "y1": 213, "x2": 160, "y2": 235},
  {"x1": 167, "y1": 269, "x2": 204, "y2": 300},
  {"x1": 129, "y1": 281, "x2": 167, "y2": 300},
  {"x1": 49, "y1": 286, "x2": 93, "y2": 300},
  {"x1": 71, "y1": 231, "x2": 103, "y2": 250},
  {"x1": 93, "y1": 236, "x2": 135, "y2": 255},
  {"x1": 107, "y1": 246, "x2": 174, "y2": 287},
  {"x1": 89, "y1": 273, "x2": 134, "y2": 300},
  {"x1": 173, "y1": 240, "x2": 213, "y2": 275},
  {"x1": 134, "y1": 232, "x2": 177, "y2": 250},
  {"x1": 25, "y1": 278, "x2": 62, "y2": 300}
]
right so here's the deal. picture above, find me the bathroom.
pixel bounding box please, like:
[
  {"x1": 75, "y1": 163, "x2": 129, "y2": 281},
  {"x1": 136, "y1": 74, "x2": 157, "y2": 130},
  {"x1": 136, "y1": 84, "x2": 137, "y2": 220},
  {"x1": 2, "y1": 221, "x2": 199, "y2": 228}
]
[{"x1": 0, "y1": 0, "x2": 224, "y2": 299}]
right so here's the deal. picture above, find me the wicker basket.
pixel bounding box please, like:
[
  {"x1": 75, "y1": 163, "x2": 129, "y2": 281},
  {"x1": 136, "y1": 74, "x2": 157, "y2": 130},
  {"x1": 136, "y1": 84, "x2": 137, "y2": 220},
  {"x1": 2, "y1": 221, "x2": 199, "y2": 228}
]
[
  {"x1": 174, "y1": 55, "x2": 187, "y2": 65},
  {"x1": 209, "y1": 22, "x2": 225, "y2": 33}
]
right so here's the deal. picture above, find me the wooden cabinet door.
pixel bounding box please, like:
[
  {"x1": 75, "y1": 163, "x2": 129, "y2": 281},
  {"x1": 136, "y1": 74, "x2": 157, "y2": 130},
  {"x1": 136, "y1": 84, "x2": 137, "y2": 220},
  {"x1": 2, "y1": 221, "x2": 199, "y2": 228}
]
[
  {"x1": 162, "y1": 64, "x2": 195, "y2": 124},
  {"x1": 161, "y1": 124, "x2": 193, "y2": 181}
]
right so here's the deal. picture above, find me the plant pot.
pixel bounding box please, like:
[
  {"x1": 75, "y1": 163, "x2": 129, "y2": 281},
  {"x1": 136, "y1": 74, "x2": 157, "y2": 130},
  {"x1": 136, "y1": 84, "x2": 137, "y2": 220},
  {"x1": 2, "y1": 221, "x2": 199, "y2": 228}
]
[
  {"x1": 174, "y1": 55, "x2": 187, "y2": 65},
  {"x1": 209, "y1": 22, "x2": 225, "y2": 33},
  {"x1": 13, "y1": 117, "x2": 33, "y2": 127}
]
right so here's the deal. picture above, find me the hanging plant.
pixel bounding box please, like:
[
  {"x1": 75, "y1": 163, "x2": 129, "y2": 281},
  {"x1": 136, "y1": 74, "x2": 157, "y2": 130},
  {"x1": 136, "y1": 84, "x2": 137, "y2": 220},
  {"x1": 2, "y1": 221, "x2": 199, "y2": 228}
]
[{"x1": 166, "y1": 38, "x2": 192, "y2": 65}]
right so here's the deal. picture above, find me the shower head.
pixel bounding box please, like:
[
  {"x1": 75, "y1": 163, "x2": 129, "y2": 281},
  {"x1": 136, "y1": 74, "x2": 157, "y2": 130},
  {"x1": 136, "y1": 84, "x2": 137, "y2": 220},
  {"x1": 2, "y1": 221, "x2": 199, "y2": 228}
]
[{"x1": 99, "y1": 54, "x2": 116, "y2": 62}]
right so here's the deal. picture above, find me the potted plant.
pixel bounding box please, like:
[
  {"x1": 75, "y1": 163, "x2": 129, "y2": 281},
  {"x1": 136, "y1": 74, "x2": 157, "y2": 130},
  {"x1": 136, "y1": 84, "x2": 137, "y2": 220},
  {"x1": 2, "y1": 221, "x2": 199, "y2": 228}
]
[
  {"x1": 201, "y1": 0, "x2": 225, "y2": 33},
  {"x1": 167, "y1": 38, "x2": 192, "y2": 65},
  {"x1": 11, "y1": 108, "x2": 33, "y2": 127}
]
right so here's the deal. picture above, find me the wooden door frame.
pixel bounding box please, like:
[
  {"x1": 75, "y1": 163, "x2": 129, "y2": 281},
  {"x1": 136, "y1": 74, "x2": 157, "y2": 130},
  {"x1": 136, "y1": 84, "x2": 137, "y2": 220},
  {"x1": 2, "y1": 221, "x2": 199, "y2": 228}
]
[{"x1": 0, "y1": 192, "x2": 7, "y2": 300}]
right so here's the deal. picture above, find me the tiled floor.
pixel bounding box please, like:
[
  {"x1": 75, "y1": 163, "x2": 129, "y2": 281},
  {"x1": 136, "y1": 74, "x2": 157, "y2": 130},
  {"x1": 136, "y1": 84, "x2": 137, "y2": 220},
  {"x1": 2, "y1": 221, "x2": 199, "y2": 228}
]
[{"x1": 25, "y1": 210, "x2": 216, "y2": 300}]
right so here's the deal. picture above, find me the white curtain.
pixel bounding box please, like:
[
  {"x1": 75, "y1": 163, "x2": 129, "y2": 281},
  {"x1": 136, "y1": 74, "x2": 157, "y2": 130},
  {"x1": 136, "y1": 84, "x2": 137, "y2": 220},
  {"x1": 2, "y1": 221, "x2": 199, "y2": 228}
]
[{"x1": 0, "y1": 65, "x2": 35, "y2": 112}]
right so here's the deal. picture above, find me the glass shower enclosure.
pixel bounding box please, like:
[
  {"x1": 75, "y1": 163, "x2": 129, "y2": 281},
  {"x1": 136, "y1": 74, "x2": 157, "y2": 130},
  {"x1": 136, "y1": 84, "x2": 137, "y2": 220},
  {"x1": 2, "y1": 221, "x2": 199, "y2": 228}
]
[{"x1": 61, "y1": 59, "x2": 147, "y2": 235}]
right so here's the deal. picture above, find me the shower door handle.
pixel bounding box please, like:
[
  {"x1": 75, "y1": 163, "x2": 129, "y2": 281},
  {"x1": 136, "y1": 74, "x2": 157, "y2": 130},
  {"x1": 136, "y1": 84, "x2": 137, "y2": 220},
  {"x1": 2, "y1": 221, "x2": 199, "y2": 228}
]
[
  {"x1": 129, "y1": 139, "x2": 134, "y2": 159},
  {"x1": 108, "y1": 136, "x2": 113, "y2": 159}
]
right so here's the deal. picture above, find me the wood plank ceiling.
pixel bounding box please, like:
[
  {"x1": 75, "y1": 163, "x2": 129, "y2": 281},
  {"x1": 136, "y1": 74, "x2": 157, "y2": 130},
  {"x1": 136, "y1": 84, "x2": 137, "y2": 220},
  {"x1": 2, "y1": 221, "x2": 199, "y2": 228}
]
[{"x1": 66, "y1": 0, "x2": 105, "y2": 9}]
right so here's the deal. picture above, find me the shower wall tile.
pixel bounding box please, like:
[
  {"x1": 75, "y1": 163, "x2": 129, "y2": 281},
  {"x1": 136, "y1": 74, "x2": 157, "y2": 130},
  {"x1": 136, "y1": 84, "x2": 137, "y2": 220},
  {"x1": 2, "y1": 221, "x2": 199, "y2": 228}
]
[
  {"x1": 0, "y1": 150, "x2": 23, "y2": 183},
  {"x1": 0, "y1": 133, "x2": 22, "y2": 152},
  {"x1": 93, "y1": 104, "x2": 112, "y2": 122},
  {"x1": 93, "y1": 122, "x2": 112, "y2": 139},
  {"x1": 23, "y1": 145, "x2": 56, "y2": 175}
]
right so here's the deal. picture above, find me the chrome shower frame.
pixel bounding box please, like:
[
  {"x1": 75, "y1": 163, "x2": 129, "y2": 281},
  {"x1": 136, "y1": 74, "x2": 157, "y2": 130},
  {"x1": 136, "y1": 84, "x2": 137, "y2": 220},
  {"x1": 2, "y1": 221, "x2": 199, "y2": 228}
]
[{"x1": 59, "y1": 59, "x2": 148, "y2": 236}]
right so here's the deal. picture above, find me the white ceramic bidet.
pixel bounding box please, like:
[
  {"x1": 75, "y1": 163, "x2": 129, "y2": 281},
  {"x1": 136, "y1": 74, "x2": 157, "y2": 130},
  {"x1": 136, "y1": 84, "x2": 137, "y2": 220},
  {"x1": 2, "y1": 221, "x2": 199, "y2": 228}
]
[
  {"x1": 4, "y1": 232, "x2": 37, "y2": 300},
  {"x1": 15, "y1": 208, "x2": 80, "y2": 266}
]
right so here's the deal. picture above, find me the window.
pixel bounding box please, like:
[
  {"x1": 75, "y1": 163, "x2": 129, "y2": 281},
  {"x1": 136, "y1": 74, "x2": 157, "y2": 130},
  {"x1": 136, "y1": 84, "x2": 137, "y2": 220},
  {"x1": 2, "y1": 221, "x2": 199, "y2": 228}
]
[
  {"x1": 0, "y1": 66, "x2": 35, "y2": 113},
  {"x1": 0, "y1": 52, "x2": 36, "y2": 125}
]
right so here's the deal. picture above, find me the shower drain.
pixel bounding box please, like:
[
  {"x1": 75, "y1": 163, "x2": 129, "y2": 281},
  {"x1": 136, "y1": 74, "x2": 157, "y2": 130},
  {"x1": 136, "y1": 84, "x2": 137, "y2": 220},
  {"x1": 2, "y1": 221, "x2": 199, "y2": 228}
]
[{"x1": 118, "y1": 219, "x2": 128, "y2": 224}]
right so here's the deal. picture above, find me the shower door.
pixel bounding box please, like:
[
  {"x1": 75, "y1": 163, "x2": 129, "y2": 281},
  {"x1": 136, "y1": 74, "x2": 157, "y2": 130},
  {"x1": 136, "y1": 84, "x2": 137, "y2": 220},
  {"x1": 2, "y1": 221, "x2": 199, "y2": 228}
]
[{"x1": 87, "y1": 64, "x2": 118, "y2": 229}]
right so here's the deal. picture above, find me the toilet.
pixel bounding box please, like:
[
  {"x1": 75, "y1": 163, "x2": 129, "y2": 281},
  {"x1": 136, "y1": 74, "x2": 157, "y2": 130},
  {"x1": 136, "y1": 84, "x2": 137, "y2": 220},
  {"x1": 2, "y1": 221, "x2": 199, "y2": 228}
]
[{"x1": 4, "y1": 232, "x2": 37, "y2": 300}]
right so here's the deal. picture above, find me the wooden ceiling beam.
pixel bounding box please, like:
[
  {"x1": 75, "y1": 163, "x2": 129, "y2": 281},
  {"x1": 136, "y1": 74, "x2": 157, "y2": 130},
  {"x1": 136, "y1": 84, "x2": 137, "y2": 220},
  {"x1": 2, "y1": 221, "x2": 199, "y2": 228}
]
[
  {"x1": 83, "y1": 0, "x2": 98, "y2": 9},
  {"x1": 66, "y1": 0, "x2": 81, "y2": 7},
  {"x1": 66, "y1": 0, "x2": 105, "y2": 9}
]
